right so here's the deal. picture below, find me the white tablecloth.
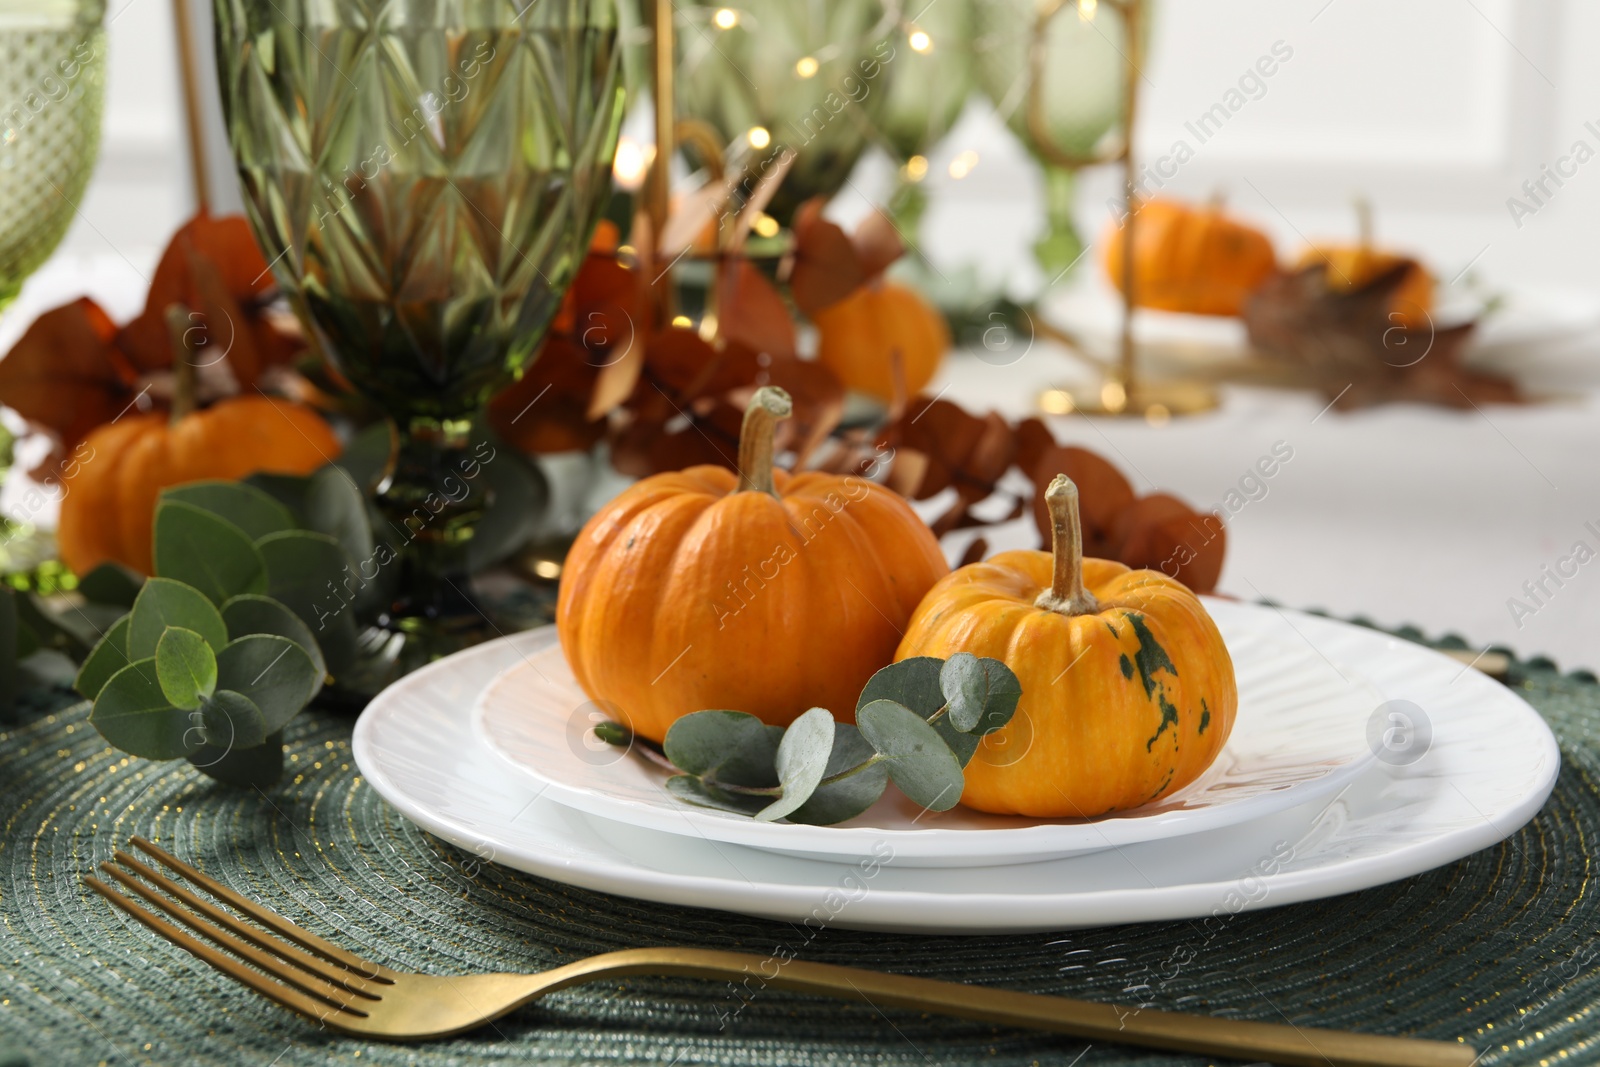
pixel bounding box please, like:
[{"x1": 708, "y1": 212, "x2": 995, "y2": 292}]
[{"x1": 936, "y1": 347, "x2": 1600, "y2": 676}]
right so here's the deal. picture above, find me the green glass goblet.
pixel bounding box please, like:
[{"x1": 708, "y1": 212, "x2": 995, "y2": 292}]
[
  {"x1": 214, "y1": 0, "x2": 625, "y2": 670},
  {"x1": 876, "y1": 0, "x2": 975, "y2": 238},
  {"x1": 0, "y1": 0, "x2": 105, "y2": 312},
  {"x1": 675, "y1": 0, "x2": 899, "y2": 223},
  {"x1": 973, "y1": 0, "x2": 1130, "y2": 283}
]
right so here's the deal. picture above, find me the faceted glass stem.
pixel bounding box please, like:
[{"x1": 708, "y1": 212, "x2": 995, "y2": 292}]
[
  {"x1": 1033, "y1": 163, "x2": 1086, "y2": 286},
  {"x1": 372, "y1": 417, "x2": 492, "y2": 652}
]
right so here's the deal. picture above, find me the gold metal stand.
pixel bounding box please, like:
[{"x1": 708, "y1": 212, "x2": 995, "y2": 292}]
[
  {"x1": 1025, "y1": 0, "x2": 1218, "y2": 418},
  {"x1": 171, "y1": 0, "x2": 211, "y2": 214},
  {"x1": 646, "y1": 0, "x2": 677, "y2": 326}
]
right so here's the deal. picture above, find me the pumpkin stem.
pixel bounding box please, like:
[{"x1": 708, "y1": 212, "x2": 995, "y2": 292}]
[
  {"x1": 735, "y1": 386, "x2": 793, "y2": 495},
  {"x1": 1035, "y1": 473, "x2": 1100, "y2": 617},
  {"x1": 1355, "y1": 196, "x2": 1373, "y2": 252},
  {"x1": 164, "y1": 302, "x2": 198, "y2": 424}
]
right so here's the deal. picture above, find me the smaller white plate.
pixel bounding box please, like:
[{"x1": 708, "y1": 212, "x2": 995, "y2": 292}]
[{"x1": 473, "y1": 600, "x2": 1381, "y2": 867}]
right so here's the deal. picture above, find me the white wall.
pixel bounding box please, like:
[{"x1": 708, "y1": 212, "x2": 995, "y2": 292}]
[{"x1": 63, "y1": 0, "x2": 192, "y2": 274}]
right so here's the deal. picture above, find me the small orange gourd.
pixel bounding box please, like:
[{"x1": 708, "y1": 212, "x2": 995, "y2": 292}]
[
  {"x1": 896, "y1": 474, "x2": 1237, "y2": 818},
  {"x1": 557, "y1": 386, "x2": 950, "y2": 743},
  {"x1": 1295, "y1": 201, "x2": 1433, "y2": 328},
  {"x1": 814, "y1": 280, "x2": 949, "y2": 402},
  {"x1": 1101, "y1": 198, "x2": 1277, "y2": 317},
  {"x1": 57, "y1": 355, "x2": 340, "y2": 577}
]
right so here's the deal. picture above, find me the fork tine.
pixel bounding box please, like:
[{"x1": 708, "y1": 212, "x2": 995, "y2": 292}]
[
  {"x1": 110, "y1": 851, "x2": 385, "y2": 997},
  {"x1": 85, "y1": 875, "x2": 364, "y2": 1029},
  {"x1": 98, "y1": 863, "x2": 374, "y2": 1014},
  {"x1": 130, "y1": 836, "x2": 392, "y2": 980}
]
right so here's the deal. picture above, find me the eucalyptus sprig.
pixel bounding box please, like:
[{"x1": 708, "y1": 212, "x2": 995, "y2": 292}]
[
  {"x1": 66, "y1": 420, "x2": 544, "y2": 784},
  {"x1": 603, "y1": 654, "x2": 1023, "y2": 825},
  {"x1": 73, "y1": 475, "x2": 343, "y2": 787}
]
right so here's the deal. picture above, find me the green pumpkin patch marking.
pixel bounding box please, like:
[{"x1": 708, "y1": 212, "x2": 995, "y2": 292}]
[
  {"x1": 1122, "y1": 612, "x2": 1179, "y2": 698},
  {"x1": 1119, "y1": 611, "x2": 1182, "y2": 752}
]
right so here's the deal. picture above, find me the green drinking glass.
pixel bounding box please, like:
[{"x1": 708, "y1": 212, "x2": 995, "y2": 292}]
[
  {"x1": 213, "y1": 0, "x2": 625, "y2": 667},
  {"x1": 676, "y1": 0, "x2": 899, "y2": 223},
  {"x1": 973, "y1": 0, "x2": 1130, "y2": 283},
  {"x1": 875, "y1": 0, "x2": 974, "y2": 238},
  {"x1": 0, "y1": 0, "x2": 105, "y2": 313}
]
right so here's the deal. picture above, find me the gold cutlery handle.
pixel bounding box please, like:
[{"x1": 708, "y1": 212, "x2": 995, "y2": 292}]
[{"x1": 547, "y1": 949, "x2": 1474, "y2": 1067}]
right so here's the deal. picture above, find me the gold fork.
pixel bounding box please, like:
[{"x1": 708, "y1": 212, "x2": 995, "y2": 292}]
[{"x1": 86, "y1": 837, "x2": 1473, "y2": 1067}]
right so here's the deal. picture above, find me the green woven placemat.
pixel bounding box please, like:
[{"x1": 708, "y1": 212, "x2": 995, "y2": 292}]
[{"x1": 1, "y1": 633, "x2": 1597, "y2": 1067}]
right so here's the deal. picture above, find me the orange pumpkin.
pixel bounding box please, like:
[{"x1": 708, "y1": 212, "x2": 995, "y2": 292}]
[
  {"x1": 814, "y1": 280, "x2": 949, "y2": 402},
  {"x1": 896, "y1": 474, "x2": 1237, "y2": 818},
  {"x1": 58, "y1": 394, "x2": 341, "y2": 576},
  {"x1": 1101, "y1": 198, "x2": 1277, "y2": 317},
  {"x1": 557, "y1": 386, "x2": 950, "y2": 743}
]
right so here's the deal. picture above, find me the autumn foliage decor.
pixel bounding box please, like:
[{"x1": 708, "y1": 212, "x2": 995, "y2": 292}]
[{"x1": 0, "y1": 214, "x2": 340, "y2": 577}]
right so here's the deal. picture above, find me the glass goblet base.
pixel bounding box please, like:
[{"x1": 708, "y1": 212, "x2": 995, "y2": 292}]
[{"x1": 340, "y1": 415, "x2": 502, "y2": 697}]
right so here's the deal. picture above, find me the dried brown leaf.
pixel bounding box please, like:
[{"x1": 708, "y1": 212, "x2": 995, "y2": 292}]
[
  {"x1": 1029, "y1": 445, "x2": 1136, "y2": 558},
  {"x1": 0, "y1": 298, "x2": 136, "y2": 446},
  {"x1": 852, "y1": 208, "x2": 904, "y2": 281},
  {"x1": 1244, "y1": 263, "x2": 1517, "y2": 408},
  {"x1": 716, "y1": 258, "x2": 796, "y2": 360},
  {"x1": 789, "y1": 198, "x2": 866, "y2": 316}
]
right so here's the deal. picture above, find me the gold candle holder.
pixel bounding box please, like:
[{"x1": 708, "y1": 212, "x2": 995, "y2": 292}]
[{"x1": 1023, "y1": 0, "x2": 1218, "y2": 418}]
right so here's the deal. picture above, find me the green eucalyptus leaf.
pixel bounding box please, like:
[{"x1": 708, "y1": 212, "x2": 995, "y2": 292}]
[
  {"x1": 128, "y1": 578, "x2": 228, "y2": 660},
  {"x1": 191, "y1": 730, "x2": 283, "y2": 788},
  {"x1": 934, "y1": 721, "x2": 981, "y2": 766},
  {"x1": 941, "y1": 653, "x2": 1023, "y2": 735},
  {"x1": 76, "y1": 616, "x2": 132, "y2": 700},
  {"x1": 161, "y1": 480, "x2": 296, "y2": 540},
  {"x1": 859, "y1": 656, "x2": 979, "y2": 766},
  {"x1": 75, "y1": 562, "x2": 144, "y2": 608},
  {"x1": 256, "y1": 529, "x2": 349, "y2": 622},
  {"x1": 244, "y1": 472, "x2": 313, "y2": 518},
  {"x1": 15, "y1": 614, "x2": 38, "y2": 660},
  {"x1": 333, "y1": 422, "x2": 394, "y2": 497},
  {"x1": 216, "y1": 634, "x2": 319, "y2": 733},
  {"x1": 858, "y1": 657, "x2": 946, "y2": 717},
  {"x1": 306, "y1": 466, "x2": 374, "y2": 569},
  {"x1": 787, "y1": 723, "x2": 890, "y2": 826},
  {"x1": 89, "y1": 659, "x2": 199, "y2": 760},
  {"x1": 593, "y1": 720, "x2": 632, "y2": 747},
  {"x1": 0, "y1": 587, "x2": 17, "y2": 712},
  {"x1": 467, "y1": 439, "x2": 544, "y2": 571},
  {"x1": 154, "y1": 627, "x2": 218, "y2": 710},
  {"x1": 856, "y1": 698, "x2": 966, "y2": 812},
  {"x1": 153, "y1": 500, "x2": 268, "y2": 605},
  {"x1": 663, "y1": 774, "x2": 769, "y2": 816},
  {"x1": 195, "y1": 689, "x2": 269, "y2": 751},
  {"x1": 221, "y1": 594, "x2": 327, "y2": 696},
  {"x1": 755, "y1": 707, "x2": 835, "y2": 823},
  {"x1": 15, "y1": 591, "x2": 93, "y2": 659},
  {"x1": 663, "y1": 710, "x2": 782, "y2": 788},
  {"x1": 254, "y1": 530, "x2": 362, "y2": 674}
]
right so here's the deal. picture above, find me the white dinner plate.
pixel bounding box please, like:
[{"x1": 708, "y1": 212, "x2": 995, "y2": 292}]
[
  {"x1": 471, "y1": 600, "x2": 1382, "y2": 867},
  {"x1": 351, "y1": 609, "x2": 1560, "y2": 934}
]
